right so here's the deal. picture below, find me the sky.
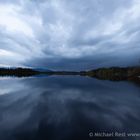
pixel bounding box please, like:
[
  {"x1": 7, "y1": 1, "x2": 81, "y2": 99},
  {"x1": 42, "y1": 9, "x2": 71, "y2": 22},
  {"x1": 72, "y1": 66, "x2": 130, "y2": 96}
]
[{"x1": 0, "y1": 0, "x2": 140, "y2": 70}]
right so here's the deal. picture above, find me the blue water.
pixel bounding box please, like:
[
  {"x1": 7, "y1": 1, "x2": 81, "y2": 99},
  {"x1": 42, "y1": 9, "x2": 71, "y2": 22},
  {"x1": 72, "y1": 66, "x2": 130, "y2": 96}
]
[{"x1": 0, "y1": 76, "x2": 140, "y2": 140}]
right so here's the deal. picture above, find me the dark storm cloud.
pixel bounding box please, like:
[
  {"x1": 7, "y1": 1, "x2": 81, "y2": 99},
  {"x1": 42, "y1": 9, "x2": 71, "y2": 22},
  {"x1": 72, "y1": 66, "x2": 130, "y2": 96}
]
[{"x1": 0, "y1": 0, "x2": 140, "y2": 69}]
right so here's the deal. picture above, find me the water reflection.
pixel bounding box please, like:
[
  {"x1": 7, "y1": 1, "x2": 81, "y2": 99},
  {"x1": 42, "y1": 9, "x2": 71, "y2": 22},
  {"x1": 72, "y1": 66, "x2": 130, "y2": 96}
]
[{"x1": 0, "y1": 76, "x2": 140, "y2": 140}]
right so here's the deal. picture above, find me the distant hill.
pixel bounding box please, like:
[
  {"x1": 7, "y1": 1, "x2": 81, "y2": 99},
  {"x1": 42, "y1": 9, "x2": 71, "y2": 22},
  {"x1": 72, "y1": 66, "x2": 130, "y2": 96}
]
[{"x1": 33, "y1": 68, "x2": 52, "y2": 72}]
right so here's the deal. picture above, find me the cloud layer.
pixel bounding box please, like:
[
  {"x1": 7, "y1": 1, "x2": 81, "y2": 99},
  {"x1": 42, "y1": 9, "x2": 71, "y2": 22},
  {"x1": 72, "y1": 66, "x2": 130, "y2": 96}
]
[{"x1": 0, "y1": 0, "x2": 140, "y2": 70}]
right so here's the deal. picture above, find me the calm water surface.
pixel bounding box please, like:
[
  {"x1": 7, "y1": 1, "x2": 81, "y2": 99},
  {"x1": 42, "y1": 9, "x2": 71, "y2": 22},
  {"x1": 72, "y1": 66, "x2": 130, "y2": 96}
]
[{"x1": 0, "y1": 76, "x2": 140, "y2": 140}]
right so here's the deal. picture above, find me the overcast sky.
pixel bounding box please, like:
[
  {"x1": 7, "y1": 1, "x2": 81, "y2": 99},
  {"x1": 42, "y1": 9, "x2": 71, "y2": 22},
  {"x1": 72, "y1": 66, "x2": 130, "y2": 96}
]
[{"x1": 0, "y1": 0, "x2": 140, "y2": 70}]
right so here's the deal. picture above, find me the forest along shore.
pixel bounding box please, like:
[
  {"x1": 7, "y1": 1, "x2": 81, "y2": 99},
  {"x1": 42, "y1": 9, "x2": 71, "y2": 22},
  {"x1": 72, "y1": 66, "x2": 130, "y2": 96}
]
[{"x1": 0, "y1": 67, "x2": 140, "y2": 83}]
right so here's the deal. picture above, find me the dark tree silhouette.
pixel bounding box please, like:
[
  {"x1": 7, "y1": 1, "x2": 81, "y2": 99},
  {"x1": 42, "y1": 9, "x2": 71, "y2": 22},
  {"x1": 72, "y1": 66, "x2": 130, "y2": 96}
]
[{"x1": 0, "y1": 68, "x2": 39, "y2": 77}]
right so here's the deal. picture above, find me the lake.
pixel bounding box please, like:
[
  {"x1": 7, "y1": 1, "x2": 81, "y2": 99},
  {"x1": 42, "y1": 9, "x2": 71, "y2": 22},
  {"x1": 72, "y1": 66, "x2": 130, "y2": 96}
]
[{"x1": 0, "y1": 75, "x2": 140, "y2": 140}]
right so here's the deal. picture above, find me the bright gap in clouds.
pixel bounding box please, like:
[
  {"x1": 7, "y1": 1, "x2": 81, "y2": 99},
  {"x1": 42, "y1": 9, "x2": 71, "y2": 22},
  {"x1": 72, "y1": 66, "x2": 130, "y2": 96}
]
[
  {"x1": 0, "y1": 49, "x2": 24, "y2": 60},
  {"x1": 0, "y1": 4, "x2": 34, "y2": 38},
  {"x1": 0, "y1": 49, "x2": 14, "y2": 56}
]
